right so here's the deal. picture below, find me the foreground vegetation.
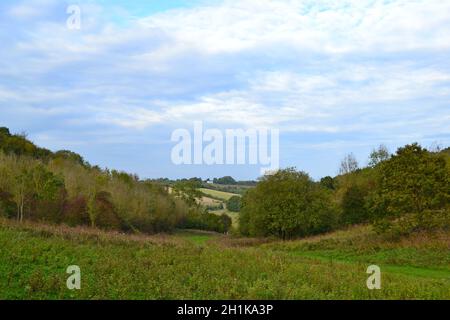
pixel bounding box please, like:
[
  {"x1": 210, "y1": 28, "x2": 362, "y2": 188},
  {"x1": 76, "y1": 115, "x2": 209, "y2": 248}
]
[{"x1": 0, "y1": 218, "x2": 448, "y2": 300}]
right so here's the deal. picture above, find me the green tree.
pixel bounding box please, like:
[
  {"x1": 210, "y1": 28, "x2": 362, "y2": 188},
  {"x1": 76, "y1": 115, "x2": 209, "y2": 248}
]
[
  {"x1": 240, "y1": 168, "x2": 337, "y2": 239},
  {"x1": 173, "y1": 180, "x2": 202, "y2": 206},
  {"x1": 213, "y1": 176, "x2": 236, "y2": 185},
  {"x1": 341, "y1": 184, "x2": 369, "y2": 225},
  {"x1": 226, "y1": 195, "x2": 241, "y2": 212},
  {"x1": 320, "y1": 176, "x2": 335, "y2": 190},
  {"x1": 371, "y1": 143, "x2": 450, "y2": 219},
  {"x1": 87, "y1": 174, "x2": 109, "y2": 227}
]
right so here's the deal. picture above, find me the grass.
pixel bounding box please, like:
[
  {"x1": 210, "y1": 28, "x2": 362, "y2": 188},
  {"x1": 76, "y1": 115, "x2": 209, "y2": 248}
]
[
  {"x1": 175, "y1": 230, "x2": 217, "y2": 245},
  {"x1": 0, "y1": 219, "x2": 448, "y2": 300},
  {"x1": 263, "y1": 226, "x2": 450, "y2": 280},
  {"x1": 199, "y1": 188, "x2": 240, "y2": 201}
]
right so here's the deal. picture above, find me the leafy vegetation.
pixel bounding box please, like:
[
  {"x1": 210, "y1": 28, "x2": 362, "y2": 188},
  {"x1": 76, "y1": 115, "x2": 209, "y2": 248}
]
[
  {"x1": 239, "y1": 143, "x2": 450, "y2": 240},
  {"x1": 0, "y1": 127, "x2": 228, "y2": 235},
  {"x1": 0, "y1": 219, "x2": 448, "y2": 300},
  {"x1": 226, "y1": 196, "x2": 242, "y2": 212},
  {"x1": 213, "y1": 176, "x2": 237, "y2": 185},
  {"x1": 240, "y1": 169, "x2": 337, "y2": 239}
]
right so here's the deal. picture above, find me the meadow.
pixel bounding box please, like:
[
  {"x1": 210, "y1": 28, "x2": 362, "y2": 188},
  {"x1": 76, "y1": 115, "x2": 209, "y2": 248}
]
[
  {"x1": 198, "y1": 188, "x2": 240, "y2": 227},
  {"x1": 0, "y1": 218, "x2": 448, "y2": 300},
  {"x1": 199, "y1": 188, "x2": 240, "y2": 201}
]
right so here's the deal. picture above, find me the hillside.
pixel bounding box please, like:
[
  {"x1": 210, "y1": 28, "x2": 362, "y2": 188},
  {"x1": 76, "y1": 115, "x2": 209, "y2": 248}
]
[
  {"x1": 0, "y1": 218, "x2": 448, "y2": 299},
  {"x1": 199, "y1": 188, "x2": 240, "y2": 201},
  {"x1": 0, "y1": 127, "x2": 232, "y2": 235}
]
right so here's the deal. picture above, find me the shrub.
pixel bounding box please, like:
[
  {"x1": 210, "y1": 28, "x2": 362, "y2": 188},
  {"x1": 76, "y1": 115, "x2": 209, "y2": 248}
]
[
  {"x1": 226, "y1": 196, "x2": 241, "y2": 212},
  {"x1": 371, "y1": 143, "x2": 450, "y2": 218},
  {"x1": 205, "y1": 203, "x2": 224, "y2": 211},
  {"x1": 373, "y1": 209, "x2": 450, "y2": 239},
  {"x1": 240, "y1": 168, "x2": 338, "y2": 239},
  {"x1": 341, "y1": 184, "x2": 369, "y2": 225},
  {"x1": 0, "y1": 189, "x2": 15, "y2": 218},
  {"x1": 62, "y1": 196, "x2": 90, "y2": 227},
  {"x1": 180, "y1": 210, "x2": 232, "y2": 234}
]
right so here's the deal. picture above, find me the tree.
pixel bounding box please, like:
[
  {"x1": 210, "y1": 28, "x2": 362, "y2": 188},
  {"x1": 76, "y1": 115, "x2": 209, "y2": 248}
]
[
  {"x1": 213, "y1": 176, "x2": 236, "y2": 185},
  {"x1": 371, "y1": 143, "x2": 450, "y2": 219},
  {"x1": 239, "y1": 168, "x2": 337, "y2": 239},
  {"x1": 0, "y1": 189, "x2": 15, "y2": 218},
  {"x1": 28, "y1": 164, "x2": 65, "y2": 222},
  {"x1": 320, "y1": 176, "x2": 335, "y2": 190},
  {"x1": 0, "y1": 126, "x2": 197, "y2": 234},
  {"x1": 368, "y1": 145, "x2": 390, "y2": 167},
  {"x1": 341, "y1": 184, "x2": 369, "y2": 225},
  {"x1": 180, "y1": 210, "x2": 232, "y2": 233},
  {"x1": 12, "y1": 166, "x2": 33, "y2": 222},
  {"x1": 87, "y1": 174, "x2": 109, "y2": 227},
  {"x1": 54, "y1": 150, "x2": 87, "y2": 167},
  {"x1": 173, "y1": 180, "x2": 202, "y2": 206},
  {"x1": 339, "y1": 153, "x2": 359, "y2": 175},
  {"x1": 226, "y1": 195, "x2": 241, "y2": 212}
]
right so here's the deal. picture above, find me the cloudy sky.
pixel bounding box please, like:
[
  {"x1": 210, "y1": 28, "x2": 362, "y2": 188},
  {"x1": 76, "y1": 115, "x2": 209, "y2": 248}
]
[{"x1": 1, "y1": 0, "x2": 449, "y2": 180}]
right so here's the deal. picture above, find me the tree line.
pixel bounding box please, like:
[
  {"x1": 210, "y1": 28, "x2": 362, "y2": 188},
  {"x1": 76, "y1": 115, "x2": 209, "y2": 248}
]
[
  {"x1": 239, "y1": 143, "x2": 450, "y2": 239},
  {"x1": 0, "y1": 127, "x2": 231, "y2": 234},
  {"x1": 1, "y1": 127, "x2": 447, "y2": 238}
]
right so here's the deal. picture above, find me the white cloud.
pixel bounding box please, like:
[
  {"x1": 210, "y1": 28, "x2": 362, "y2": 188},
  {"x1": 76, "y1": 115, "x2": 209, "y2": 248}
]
[
  {"x1": 1, "y1": 0, "x2": 450, "y2": 147},
  {"x1": 138, "y1": 0, "x2": 450, "y2": 54},
  {"x1": 8, "y1": 0, "x2": 57, "y2": 20}
]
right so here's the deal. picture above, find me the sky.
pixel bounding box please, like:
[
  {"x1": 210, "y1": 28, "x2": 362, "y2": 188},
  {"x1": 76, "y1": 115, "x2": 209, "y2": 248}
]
[{"x1": 0, "y1": 0, "x2": 449, "y2": 180}]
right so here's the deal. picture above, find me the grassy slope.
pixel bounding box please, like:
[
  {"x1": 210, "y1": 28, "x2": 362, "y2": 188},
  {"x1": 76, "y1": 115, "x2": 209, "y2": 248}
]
[
  {"x1": 262, "y1": 226, "x2": 450, "y2": 280},
  {"x1": 198, "y1": 189, "x2": 240, "y2": 227},
  {"x1": 0, "y1": 219, "x2": 448, "y2": 300},
  {"x1": 199, "y1": 188, "x2": 239, "y2": 201}
]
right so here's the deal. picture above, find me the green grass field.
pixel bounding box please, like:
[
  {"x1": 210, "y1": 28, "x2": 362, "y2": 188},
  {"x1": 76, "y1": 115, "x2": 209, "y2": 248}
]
[
  {"x1": 198, "y1": 188, "x2": 241, "y2": 227},
  {"x1": 199, "y1": 188, "x2": 240, "y2": 201},
  {"x1": 0, "y1": 219, "x2": 448, "y2": 300}
]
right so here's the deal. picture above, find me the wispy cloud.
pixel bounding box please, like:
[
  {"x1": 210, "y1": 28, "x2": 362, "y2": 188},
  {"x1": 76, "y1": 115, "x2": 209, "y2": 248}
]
[{"x1": 0, "y1": 0, "x2": 449, "y2": 178}]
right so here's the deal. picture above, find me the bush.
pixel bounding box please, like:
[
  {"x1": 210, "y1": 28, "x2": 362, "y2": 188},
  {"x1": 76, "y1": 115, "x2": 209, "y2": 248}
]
[
  {"x1": 180, "y1": 210, "x2": 232, "y2": 234},
  {"x1": 205, "y1": 202, "x2": 224, "y2": 211},
  {"x1": 239, "y1": 168, "x2": 338, "y2": 239},
  {"x1": 373, "y1": 209, "x2": 450, "y2": 239},
  {"x1": 226, "y1": 196, "x2": 241, "y2": 212},
  {"x1": 62, "y1": 196, "x2": 90, "y2": 227},
  {"x1": 341, "y1": 184, "x2": 369, "y2": 225},
  {"x1": 371, "y1": 143, "x2": 450, "y2": 218},
  {"x1": 92, "y1": 191, "x2": 122, "y2": 230},
  {"x1": 0, "y1": 190, "x2": 15, "y2": 218}
]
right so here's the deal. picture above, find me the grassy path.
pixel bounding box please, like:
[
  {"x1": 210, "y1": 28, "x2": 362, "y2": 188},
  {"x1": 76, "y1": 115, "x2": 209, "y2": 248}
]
[{"x1": 288, "y1": 251, "x2": 450, "y2": 280}]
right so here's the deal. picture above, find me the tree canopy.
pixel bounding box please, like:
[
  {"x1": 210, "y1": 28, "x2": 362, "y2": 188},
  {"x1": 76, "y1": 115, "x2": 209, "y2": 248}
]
[{"x1": 239, "y1": 168, "x2": 337, "y2": 239}]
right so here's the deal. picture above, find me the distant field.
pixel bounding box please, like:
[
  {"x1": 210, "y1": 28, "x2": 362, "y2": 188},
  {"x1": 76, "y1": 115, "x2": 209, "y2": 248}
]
[
  {"x1": 198, "y1": 188, "x2": 240, "y2": 227},
  {"x1": 199, "y1": 188, "x2": 240, "y2": 201},
  {"x1": 0, "y1": 219, "x2": 448, "y2": 300},
  {"x1": 201, "y1": 184, "x2": 253, "y2": 196},
  {"x1": 197, "y1": 194, "x2": 239, "y2": 227},
  {"x1": 198, "y1": 196, "x2": 222, "y2": 206}
]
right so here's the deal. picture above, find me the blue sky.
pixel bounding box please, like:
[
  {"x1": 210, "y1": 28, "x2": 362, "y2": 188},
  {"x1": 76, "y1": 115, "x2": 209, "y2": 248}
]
[{"x1": 1, "y1": 0, "x2": 450, "y2": 180}]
